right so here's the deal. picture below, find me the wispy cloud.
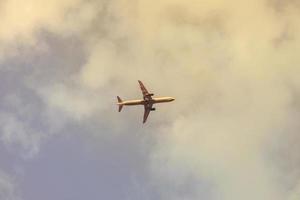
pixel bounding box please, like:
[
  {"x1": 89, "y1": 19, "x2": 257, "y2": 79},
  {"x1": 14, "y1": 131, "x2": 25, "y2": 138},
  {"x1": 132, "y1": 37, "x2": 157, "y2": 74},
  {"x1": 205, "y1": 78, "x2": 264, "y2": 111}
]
[{"x1": 0, "y1": 170, "x2": 19, "y2": 200}]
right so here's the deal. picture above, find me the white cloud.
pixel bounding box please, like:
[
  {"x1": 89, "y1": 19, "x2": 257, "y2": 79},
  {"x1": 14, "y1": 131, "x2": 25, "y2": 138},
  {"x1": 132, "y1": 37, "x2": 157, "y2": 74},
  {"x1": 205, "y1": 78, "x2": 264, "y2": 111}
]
[
  {"x1": 0, "y1": 170, "x2": 20, "y2": 200},
  {"x1": 289, "y1": 182, "x2": 300, "y2": 200},
  {"x1": 0, "y1": 112, "x2": 42, "y2": 159},
  {"x1": 40, "y1": 83, "x2": 106, "y2": 120},
  {"x1": 0, "y1": 0, "x2": 300, "y2": 199},
  {"x1": 0, "y1": 0, "x2": 99, "y2": 61},
  {"x1": 73, "y1": 1, "x2": 299, "y2": 199}
]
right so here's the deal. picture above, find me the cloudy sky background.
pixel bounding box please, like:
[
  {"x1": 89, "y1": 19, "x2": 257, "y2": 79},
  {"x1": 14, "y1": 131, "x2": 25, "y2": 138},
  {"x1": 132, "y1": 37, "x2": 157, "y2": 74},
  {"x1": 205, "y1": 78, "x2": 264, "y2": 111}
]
[{"x1": 0, "y1": 0, "x2": 300, "y2": 199}]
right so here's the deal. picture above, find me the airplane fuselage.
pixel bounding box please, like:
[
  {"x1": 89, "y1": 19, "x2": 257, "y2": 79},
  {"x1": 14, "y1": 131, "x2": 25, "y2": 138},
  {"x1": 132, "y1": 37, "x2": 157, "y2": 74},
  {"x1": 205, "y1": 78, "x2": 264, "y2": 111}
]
[{"x1": 118, "y1": 97, "x2": 175, "y2": 106}]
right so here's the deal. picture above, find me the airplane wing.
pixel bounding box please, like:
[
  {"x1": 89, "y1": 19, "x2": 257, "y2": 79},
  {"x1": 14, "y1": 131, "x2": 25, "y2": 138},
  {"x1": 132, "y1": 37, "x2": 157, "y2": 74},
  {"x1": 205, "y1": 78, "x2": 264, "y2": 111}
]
[
  {"x1": 143, "y1": 104, "x2": 152, "y2": 123},
  {"x1": 138, "y1": 80, "x2": 153, "y2": 100}
]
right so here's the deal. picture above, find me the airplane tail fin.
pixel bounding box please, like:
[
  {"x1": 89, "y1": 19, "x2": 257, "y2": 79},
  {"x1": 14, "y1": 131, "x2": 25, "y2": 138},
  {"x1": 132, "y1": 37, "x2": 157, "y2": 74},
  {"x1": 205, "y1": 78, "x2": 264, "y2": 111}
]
[{"x1": 117, "y1": 96, "x2": 123, "y2": 112}]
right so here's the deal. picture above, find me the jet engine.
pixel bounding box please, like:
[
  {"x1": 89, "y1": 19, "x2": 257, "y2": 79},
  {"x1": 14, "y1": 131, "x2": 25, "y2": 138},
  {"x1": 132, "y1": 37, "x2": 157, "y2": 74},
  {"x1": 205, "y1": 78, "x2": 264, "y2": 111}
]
[{"x1": 151, "y1": 108, "x2": 156, "y2": 111}]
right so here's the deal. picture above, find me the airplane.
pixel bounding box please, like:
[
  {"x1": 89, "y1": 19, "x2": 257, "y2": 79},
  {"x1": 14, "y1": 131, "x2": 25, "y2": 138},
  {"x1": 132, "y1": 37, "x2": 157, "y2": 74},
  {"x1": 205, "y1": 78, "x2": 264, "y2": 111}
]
[{"x1": 117, "y1": 80, "x2": 175, "y2": 123}]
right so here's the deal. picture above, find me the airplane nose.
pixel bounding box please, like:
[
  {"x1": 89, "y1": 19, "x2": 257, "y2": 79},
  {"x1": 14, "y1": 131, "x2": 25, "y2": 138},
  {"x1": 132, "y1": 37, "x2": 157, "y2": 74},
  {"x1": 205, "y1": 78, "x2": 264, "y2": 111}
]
[{"x1": 171, "y1": 97, "x2": 175, "y2": 101}]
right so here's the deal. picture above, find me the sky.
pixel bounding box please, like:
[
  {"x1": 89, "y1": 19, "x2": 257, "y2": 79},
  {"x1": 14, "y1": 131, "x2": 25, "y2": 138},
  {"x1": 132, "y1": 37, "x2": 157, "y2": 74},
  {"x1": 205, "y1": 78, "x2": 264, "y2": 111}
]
[{"x1": 0, "y1": 0, "x2": 300, "y2": 199}]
